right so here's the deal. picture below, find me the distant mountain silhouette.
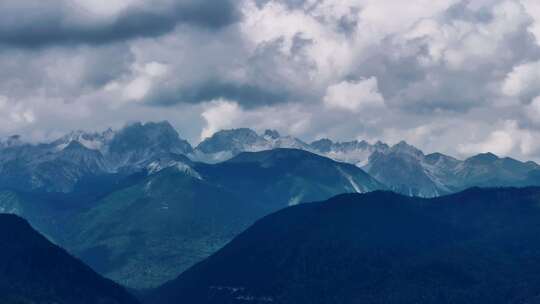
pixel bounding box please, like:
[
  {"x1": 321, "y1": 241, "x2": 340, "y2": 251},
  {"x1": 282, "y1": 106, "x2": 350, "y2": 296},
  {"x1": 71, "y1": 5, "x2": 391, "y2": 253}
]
[{"x1": 149, "y1": 187, "x2": 540, "y2": 304}]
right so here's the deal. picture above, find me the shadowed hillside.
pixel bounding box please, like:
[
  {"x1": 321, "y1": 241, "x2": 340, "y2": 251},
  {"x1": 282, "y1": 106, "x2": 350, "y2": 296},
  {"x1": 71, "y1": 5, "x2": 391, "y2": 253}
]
[
  {"x1": 148, "y1": 187, "x2": 540, "y2": 304},
  {"x1": 0, "y1": 214, "x2": 139, "y2": 304}
]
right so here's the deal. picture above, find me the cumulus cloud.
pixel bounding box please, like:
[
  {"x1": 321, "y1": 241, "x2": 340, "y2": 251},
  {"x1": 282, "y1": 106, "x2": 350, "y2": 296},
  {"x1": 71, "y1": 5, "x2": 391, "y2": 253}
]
[
  {"x1": 458, "y1": 127, "x2": 516, "y2": 156},
  {"x1": 324, "y1": 78, "x2": 385, "y2": 111},
  {"x1": 105, "y1": 61, "x2": 170, "y2": 103},
  {"x1": 200, "y1": 99, "x2": 313, "y2": 140},
  {"x1": 502, "y1": 60, "x2": 540, "y2": 101},
  {"x1": 200, "y1": 100, "x2": 243, "y2": 140},
  {"x1": 458, "y1": 120, "x2": 539, "y2": 157}
]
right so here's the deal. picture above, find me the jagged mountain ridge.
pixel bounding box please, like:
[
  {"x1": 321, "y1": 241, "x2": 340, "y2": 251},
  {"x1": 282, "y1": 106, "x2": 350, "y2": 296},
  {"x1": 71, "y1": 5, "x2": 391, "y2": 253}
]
[
  {"x1": 191, "y1": 128, "x2": 387, "y2": 165},
  {"x1": 194, "y1": 128, "x2": 540, "y2": 197},
  {"x1": 0, "y1": 121, "x2": 193, "y2": 192},
  {"x1": 193, "y1": 129, "x2": 540, "y2": 197},
  {"x1": 191, "y1": 128, "x2": 310, "y2": 164},
  {"x1": 2, "y1": 122, "x2": 540, "y2": 197}
]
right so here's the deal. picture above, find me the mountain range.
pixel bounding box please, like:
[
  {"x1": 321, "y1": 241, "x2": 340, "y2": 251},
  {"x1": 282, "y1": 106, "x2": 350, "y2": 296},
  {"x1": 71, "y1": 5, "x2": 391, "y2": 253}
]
[
  {"x1": 195, "y1": 128, "x2": 540, "y2": 197},
  {"x1": 2, "y1": 121, "x2": 540, "y2": 289},
  {"x1": 2, "y1": 121, "x2": 540, "y2": 197}
]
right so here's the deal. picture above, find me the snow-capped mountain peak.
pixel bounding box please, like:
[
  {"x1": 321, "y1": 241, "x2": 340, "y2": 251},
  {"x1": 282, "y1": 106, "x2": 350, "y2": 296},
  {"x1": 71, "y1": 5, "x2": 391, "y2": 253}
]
[
  {"x1": 53, "y1": 129, "x2": 114, "y2": 152},
  {"x1": 3, "y1": 121, "x2": 540, "y2": 199},
  {"x1": 309, "y1": 138, "x2": 389, "y2": 167},
  {"x1": 192, "y1": 128, "x2": 309, "y2": 163}
]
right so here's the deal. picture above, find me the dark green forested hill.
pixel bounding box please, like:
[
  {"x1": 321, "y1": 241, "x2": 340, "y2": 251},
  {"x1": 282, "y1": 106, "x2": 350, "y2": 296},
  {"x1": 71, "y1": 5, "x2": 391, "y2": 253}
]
[
  {"x1": 60, "y1": 148, "x2": 385, "y2": 289},
  {"x1": 148, "y1": 187, "x2": 540, "y2": 304}
]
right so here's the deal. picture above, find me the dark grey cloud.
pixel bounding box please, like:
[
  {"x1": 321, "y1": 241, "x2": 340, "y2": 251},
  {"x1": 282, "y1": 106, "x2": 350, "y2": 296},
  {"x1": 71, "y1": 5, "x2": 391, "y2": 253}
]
[
  {"x1": 0, "y1": 44, "x2": 133, "y2": 99},
  {"x1": 131, "y1": 34, "x2": 317, "y2": 108},
  {"x1": 149, "y1": 79, "x2": 291, "y2": 108},
  {"x1": 0, "y1": 0, "x2": 240, "y2": 48}
]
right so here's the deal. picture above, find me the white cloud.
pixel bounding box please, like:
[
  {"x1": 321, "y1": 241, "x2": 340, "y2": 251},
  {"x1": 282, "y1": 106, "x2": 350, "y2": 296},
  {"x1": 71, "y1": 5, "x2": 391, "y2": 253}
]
[
  {"x1": 241, "y1": 0, "x2": 355, "y2": 82},
  {"x1": 106, "y1": 61, "x2": 169, "y2": 103},
  {"x1": 199, "y1": 100, "x2": 313, "y2": 140},
  {"x1": 324, "y1": 77, "x2": 384, "y2": 112},
  {"x1": 505, "y1": 62, "x2": 540, "y2": 96},
  {"x1": 200, "y1": 99, "x2": 243, "y2": 140},
  {"x1": 240, "y1": 0, "x2": 460, "y2": 82},
  {"x1": 459, "y1": 129, "x2": 514, "y2": 156},
  {"x1": 502, "y1": 60, "x2": 540, "y2": 99},
  {"x1": 458, "y1": 120, "x2": 539, "y2": 156},
  {"x1": 400, "y1": 0, "x2": 529, "y2": 71}
]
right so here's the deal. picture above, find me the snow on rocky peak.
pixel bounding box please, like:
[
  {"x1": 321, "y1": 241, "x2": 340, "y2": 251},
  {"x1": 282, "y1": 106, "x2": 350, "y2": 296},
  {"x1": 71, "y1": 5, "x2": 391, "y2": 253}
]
[
  {"x1": 310, "y1": 138, "x2": 389, "y2": 167},
  {"x1": 192, "y1": 128, "x2": 310, "y2": 163},
  {"x1": 53, "y1": 129, "x2": 114, "y2": 152}
]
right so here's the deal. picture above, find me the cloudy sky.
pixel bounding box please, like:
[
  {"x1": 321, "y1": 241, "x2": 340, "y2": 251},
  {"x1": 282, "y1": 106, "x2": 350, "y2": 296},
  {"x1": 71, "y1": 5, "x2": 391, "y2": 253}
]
[{"x1": 1, "y1": 0, "x2": 540, "y2": 160}]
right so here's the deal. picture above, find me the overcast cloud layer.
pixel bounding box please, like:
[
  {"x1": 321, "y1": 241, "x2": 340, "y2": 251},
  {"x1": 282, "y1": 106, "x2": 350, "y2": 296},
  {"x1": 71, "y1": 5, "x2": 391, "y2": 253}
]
[{"x1": 1, "y1": 0, "x2": 540, "y2": 161}]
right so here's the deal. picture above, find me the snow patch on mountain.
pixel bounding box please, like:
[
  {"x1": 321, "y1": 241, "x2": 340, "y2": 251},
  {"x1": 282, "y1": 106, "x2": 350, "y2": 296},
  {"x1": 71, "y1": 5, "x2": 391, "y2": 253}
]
[
  {"x1": 189, "y1": 150, "x2": 235, "y2": 164},
  {"x1": 288, "y1": 193, "x2": 304, "y2": 206},
  {"x1": 338, "y1": 167, "x2": 363, "y2": 193},
  {"x1": 0, "y1": 192, "x2": 22, "y2": 215},
  {"x1": 147, "y1": 160, "x2": 202, "y2": 180},
  {"x1": 310, "y1": 139, "x2": 390, "y2": 168}
]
